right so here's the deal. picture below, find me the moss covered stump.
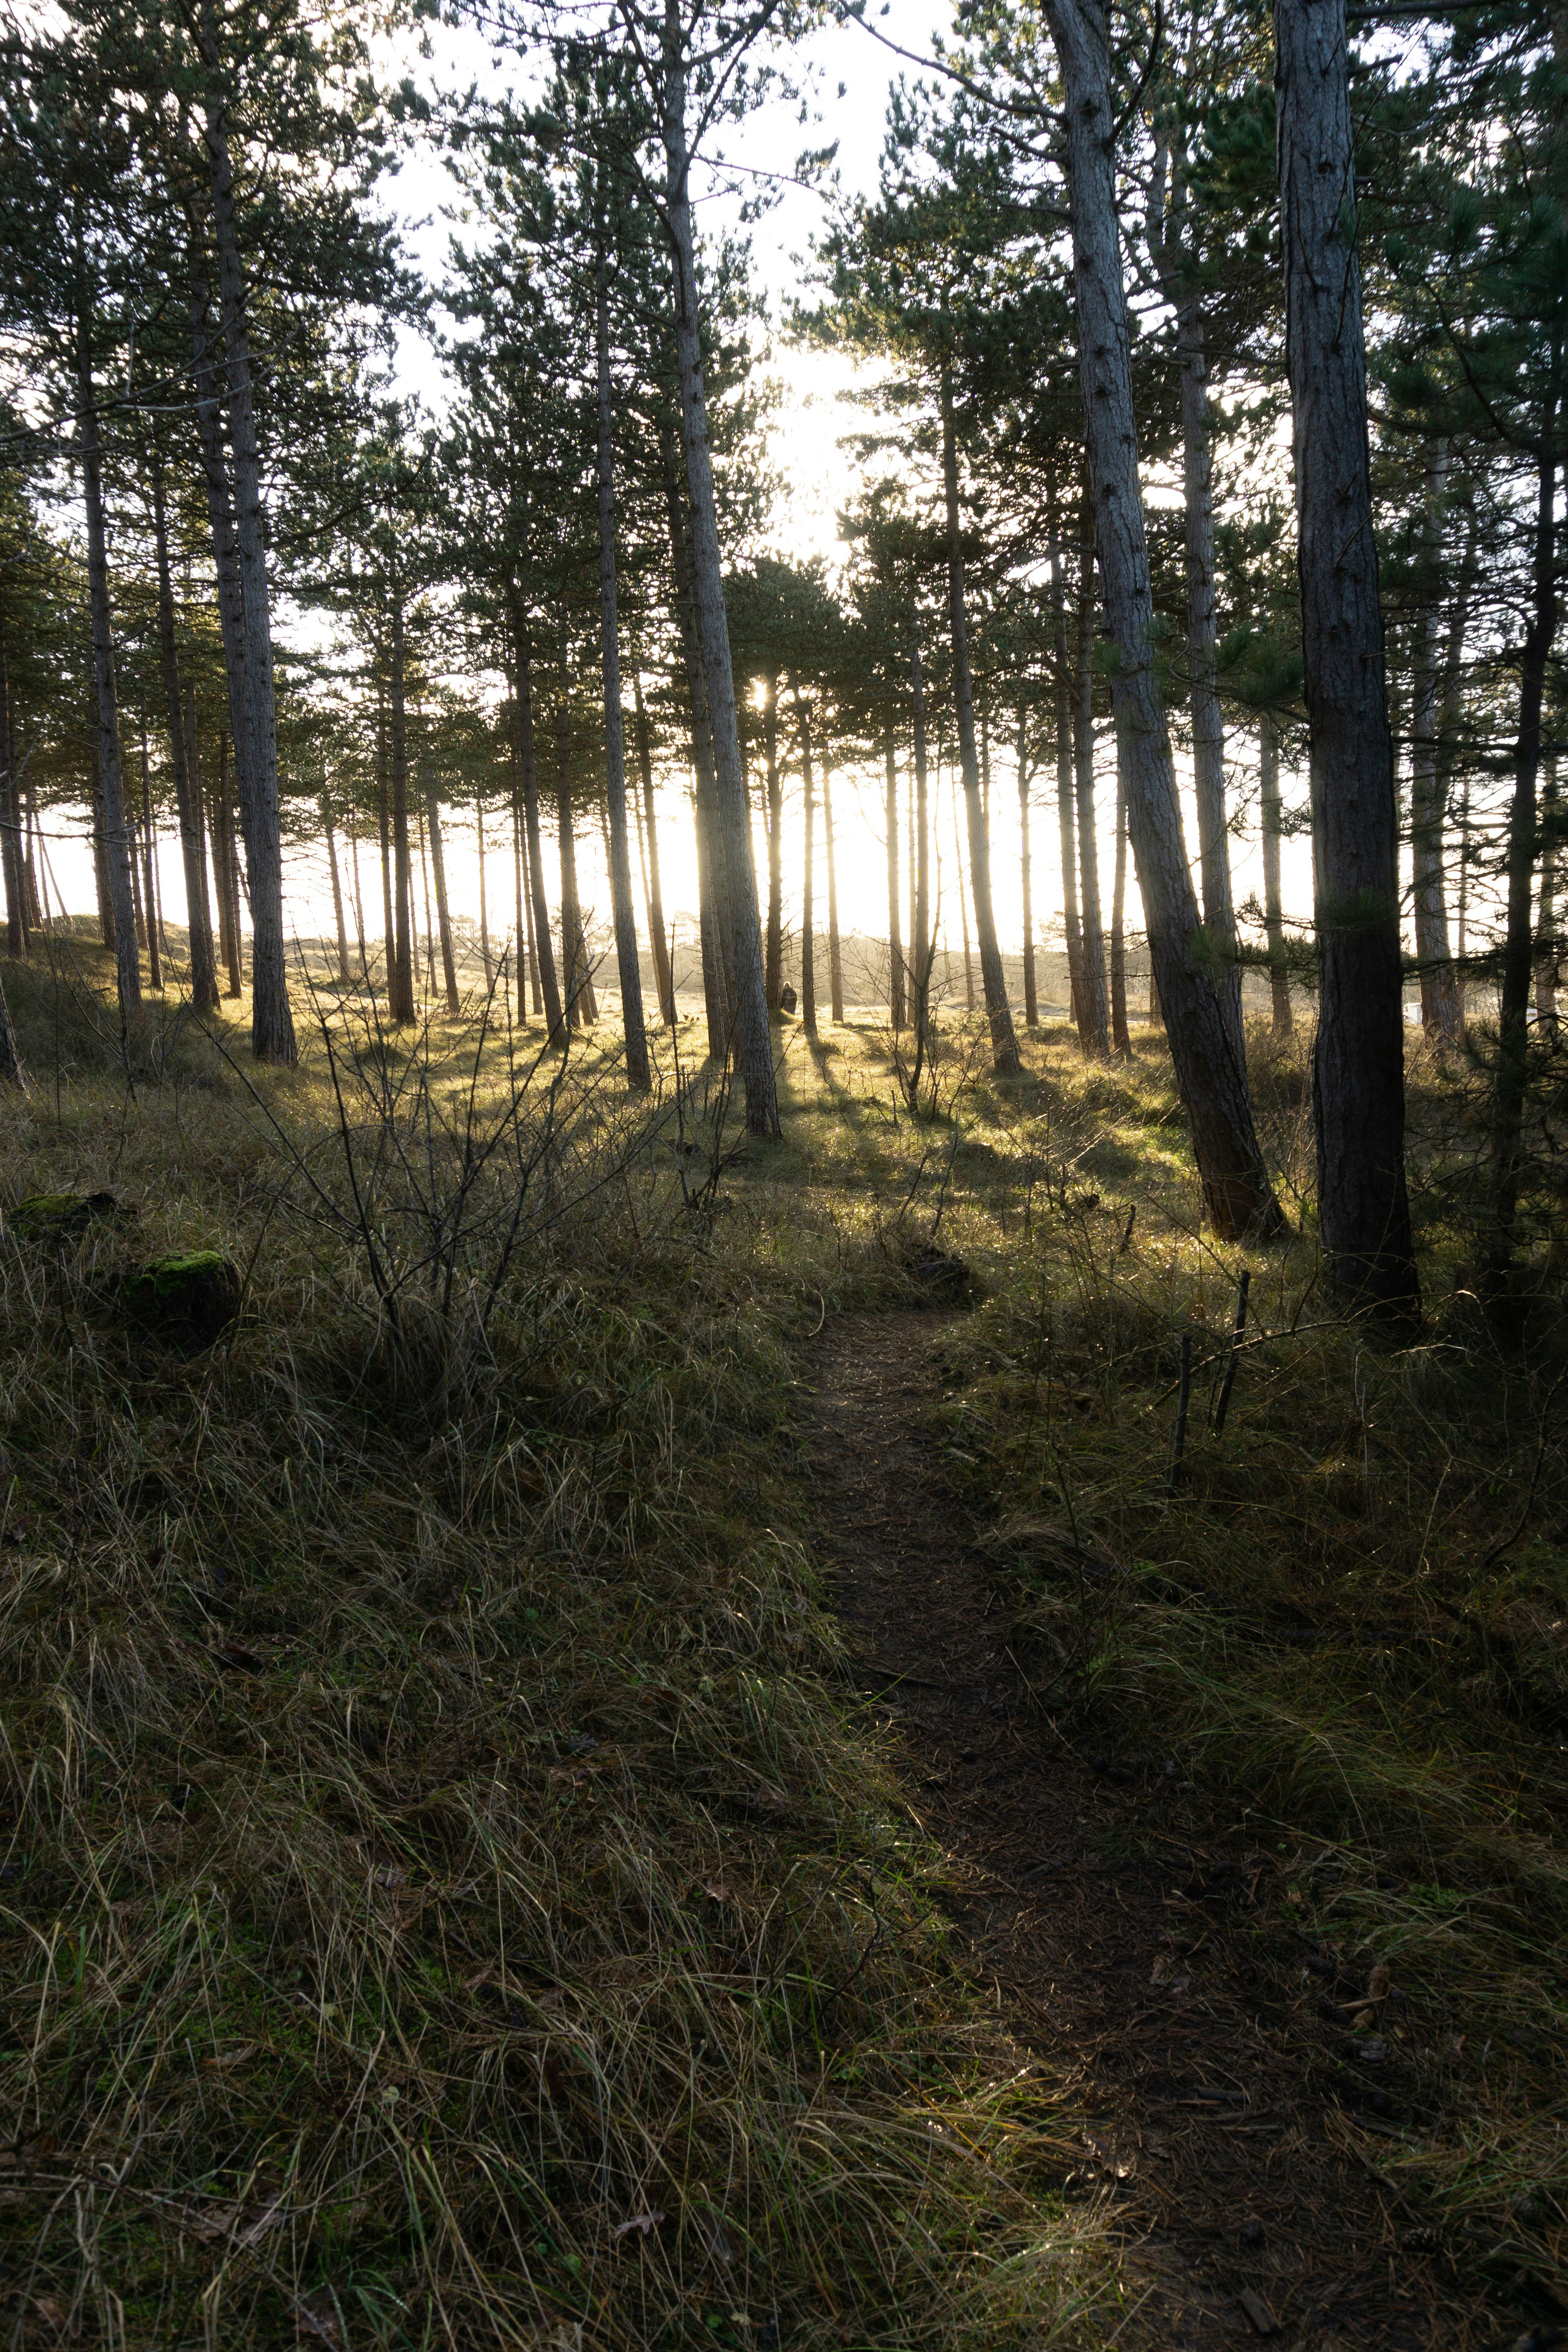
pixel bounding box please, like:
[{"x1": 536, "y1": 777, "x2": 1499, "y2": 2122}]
[{"x1": 122, "y1": 1252, "x2": 241, "y2": 1347}]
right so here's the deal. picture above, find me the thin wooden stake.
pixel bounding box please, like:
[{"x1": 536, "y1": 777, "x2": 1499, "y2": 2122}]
[{"x1": 1212, "y1": 1268, "x2": 1252, "y2": 1436}]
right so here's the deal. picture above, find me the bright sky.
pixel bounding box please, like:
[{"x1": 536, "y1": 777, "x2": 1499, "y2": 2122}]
[{"x1": 54, "y1": 1, "x2": 1388, "y2": 999}]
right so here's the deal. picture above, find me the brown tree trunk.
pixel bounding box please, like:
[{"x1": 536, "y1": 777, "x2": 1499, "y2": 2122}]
[
  {"x1": 1045, "y1": 0, "x2": 1283, "y2": 1240},
  {"x1": 423, "y1": 774, "x2": 460, "y2": 1014},
  {"x1": 477, "y1": 793, "x2": 494, "y2": 988},
  {"x1": 377, "y1": 686, "x2": 394, "y2": 1002},
  {"x1": 633, "y1": 673, "x2": 676, "y2": 1024},
  {"x1": 324, "y1": 805, "x2": 351, "y2": 984},
  {"x1": 151, "y1": 466, "x2": 218, "y2": 1010},
  {"x1": 206, "y1": 728, "x2": 240, "y2": 998},
  {"x1": 1074, "y1": 526, "x2": 1110, "y2": 1055},
  {"x1": 1537, "y1": 756, "x2": 1559, "y2": 1032},
  {"x1": 1111, "y1": 719, "x2": 1131, "y2": 1055},
  {"x1": 1018, "y1": 705, "x2": 1038, "y2": 1028},
  {"x1": 1261, "y1": 715, "x2": 1294, "y2": 1037},
  {"x1": 194, "y1": 29, "x2": 295, "y2": 1065},
  {"x1": 1411, "y1": 450, "x2": 1461, "y2": 1040},
  {"x1": 555, "y1": 705, "x2": 595, "y2": 1028},
  {"x1": 911, "y1": 639, "x2": 933, "y2": 1046},
  {"x1": 797, "y1": 689, "x2": 818, "y2": 1040},
  {"x1": 884, "y1": 723, "x2": 906, "y2": 1030},
  {"x1": 660, "y1": 34, "x2": 778, "y2": 1134},
  {"x1": 764, "y1": 672, "x2": 786, "y2": 1015},
  {"x1": 823, "y1": 765, "x2": 845, "y2": 1024},
  {"x1": 1275, "y1": 0, "x2": 1416, "y2": 1303},
  {"x1": 512, "y1": 626, "x2": 564, "y2": 1043},
  {"x1": 940, "y1": 355, "x2": 1020, "y2": 1072},
  {"x1": 75, "y1": 291, "x2": 141, "y2": 1024},
  {"x1": 388, "y1": 583, "x2": 416, "y2": 1024},
  {"x1": 595, "y1": 263, "x2": 651, "y2": 1091},
  {"x1": 0, "y1": 611, "x2": 26, "y2": 958},
  {"x1": 954, "y1": 774, "x2": 976, "y2": 1012},
  {"x1": 1052, "y1": 536, "x2": 1087, "y2": 1037}
]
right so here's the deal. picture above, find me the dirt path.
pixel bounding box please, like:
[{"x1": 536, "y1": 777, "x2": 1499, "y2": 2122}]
[{"x1": 802, "y1": 1309, "x2": 1505, "y2": 2352}]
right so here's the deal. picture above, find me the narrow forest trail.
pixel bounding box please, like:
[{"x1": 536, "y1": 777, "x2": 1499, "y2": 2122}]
[{"x1": 801, "y1": 1309, "x2": 1502, "y2": 2352}]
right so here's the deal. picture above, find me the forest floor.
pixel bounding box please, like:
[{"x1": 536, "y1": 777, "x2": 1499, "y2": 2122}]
[
  {"x1": 0, "y1": 946, "x2": 1562, "y2": 2351},
  {"x1": 803, "y1": 1306, "x2": 1500, "y2": 2352}
]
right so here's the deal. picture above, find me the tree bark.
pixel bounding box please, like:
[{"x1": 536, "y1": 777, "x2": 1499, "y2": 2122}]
[
  {"x1": 0, "y1": 611, "x2": 26, "y2": 958},
  {"x1": 376, "y1": 684, "x2": 395, "y2": 1004},
  {"x1": 1275, "y1": 0, "x2": 1416, "y2": 1304},
  {"x1": 1111, "y1": 717, "x2": 1131, "y2": 1055},
  {"x1": 423, "y1": 774, "x2": 460, "y2": 1014},
  {"x1": 1492, "y1": 424, "x2": 1559, "y2": 1268},
  {"x1": 633, "y1": 672, "x2": 676, "y2": 1024},
  {"x1": 594, "y1": 265, "x2": 651, "y2": 1092},
  {"x1": 764, "y1": 672, "x2": 786, "y2": 1015},
  {"x1": 512, "y1": 627, "x2": 564, "y2": 1043},
  {"x1": 1018, "y1": 705, "x2": 1038, "y2": 1028},
  {"x1": 555, "y1": 703, "x2": 595, "y2": 1028},
  {"x1": 75, "y1": 294, "x2": 141, "y2": 1024},
  {"x1": 206, "y1": 726, "x2": 241, "y2": 997},
  {"x1": 885, "y1": 723, "x2": 906, "y2": 1029},
  {"x1": 940, "y1": 355, "x2": 1020, "y2": 1071},
  {"x1": 1074, "y1": 526, "x2": 1110, "y2": 1055},
  {"x1": 823, "y1": 764, "x2": 845, "y2": 1024},
  {"x1": 1179, "y1": 295, "x2": 1243, "y2": 1051},
  {"x1": 477, "y1": 792, "x2": 494, "y2": 988},
  {"x1": 660, "y1": 19, "x2": 777, "y2": 1134},
  {"x1": 140, "y1": 745, "x2": 164, "y2": 988},
  {"x1": 1052, "y1": 536, "x2": 1087, "y2": 1036},
  {"x1": 151, "y1": 467, "x2": 219, "y2": 1011},
  {"x1": 954, "y1": 775, "x2": 976, "y2": 1012},
  {"x1": 324, "y1": 804, "x2": 351, "y2": 984},
  {"x1": 0, "y1": 968, "x2": 22, "y2": 1088},
  {"x1": 195, "y1": 22, "x2": 296, "y2": 1066},
  {"x1": 797, "y1": 689, "x2": 817, "y2": 1040},
  {"x1": 388, "y1": 583, "x2": 416, "y2": 1024},
  {"x1": 1410, "y1": 450, "x2": 1461, "y2": 1040},
  {"x1": 1537, "y1": 756, "x2": 1559, "y2": 1031},
  {"x1": 911, "y1": 639, "x2": 933, "y2": 1047},
  {"x1": 1260, "y1": 714, "x2": 1294, "y2": 1037},
  {"x1": 1045, "y1": 0, "x2": 1283, "y2": 1240}
]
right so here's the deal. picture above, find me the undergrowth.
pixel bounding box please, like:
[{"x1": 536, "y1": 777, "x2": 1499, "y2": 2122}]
[{"x1": 0, "y1": 955, "x2": 1106, "y2": 2352}]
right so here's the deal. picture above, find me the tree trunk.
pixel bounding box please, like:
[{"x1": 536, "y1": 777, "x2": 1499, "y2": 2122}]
[
  {"x1": 477, "y1": 792, "x2": 494, "y2": 989},
  {"x1": 0, "y1": 966, "x2": 22, "y2": 1088},
  {"x1": 141, "y1": 755, "x2": 165, "y2": 987},
  {"x1": 823, "y1": 765, "x2": 845, "y2": 1024},
  {"x1": 1111, "y1": 718, "x2": 1131, "y2": 1055},
  {"x1": 633, "y1": 672, "x2": 676, "y2": 1024},
  {"x1": 884, "y1": 723, "x2": 906, "y2": 1030},
  {"x1": 350, "y1": 830, "x2": 369, "y2": 976},
  {"x1": 954, "y1": 776, "x2": 976, "y2": 1012},
  {"x1": 416, "y1": 808, "x2": 432, "y2": 996},
  {"x1": 662, "y1": 432, "x2": 729, "y2": 1057},
  {"x1": 1492, "y1": 424, "x2": 1560, "y2": 1268},
  {"x1": 151, "y1": 466, "x2": 219, "y2": 1010},
  {"x1": 1537, "y1": 756, "x2": 1559, "y2": 1031},
  {"x1": 512, "y1": 628, "x2": 564, "y2": 1042},
  {"x1": 423, "y1": 775, "x2": 460, "y2": 1014},
  {"x1": 660, "y1": 23, "x2": 777, "y2": 1135},
  {"x1": 1052, "y1": 536, "x2": 1087, "y2": 1036},
  {"x1": 1275, "y1": 0, "x2": 1416, "y2": 1303},
  {"x1": 1074, "y1": 527, "x2": 1110, "y2": 1055},
  {"x1": 388, "y1": 584, "x2": 416, "y2": 1024},
  {"x1": 0, "y1": 612, "x2": 26, "y2": 959},
  {"x1": 911, "y1": 638, "x2": 933, "y2": 1047},
  {"x1": 1044, "y1": 0, "x2": 1282, "y2": 1239},
  {"x1": 765, "y1": 672, "x2": 786, "y2": 1015},
  {"x1": 594, "y1": 264, "x2": 650, "y2": 1092},
  {"x1": 377, "y1": 686, "x2": 395, "y2": 1003},
  {"x1": 75, "y1": 319, "x2": 141, "y2": 1023},
  {"x1": 1018, "y1": 705, "x2": 1038, "y2": 1029},
  {"x1": 1260, "y1": 714, "x2": 1294, "y2": 1037},
  {"x1": 195, "y1": 26, "x2": 296, "y2": 1065},
  {"x1": 940, "y1": 354, "x2": 1020, "y2": 1071},
  {"x1": 555, "y1": 704, "x2": 595, "y2": 1027},
  {"x1": 1178, "y1": 291, "x2": 1244, "y2": 1052},
  {"x1": 324, "y1": 805, "x2": 351, "y2": 984},
  {"x1": 797, "y1": 690, "x2": 817, "y2": 1040},
  {"x1": 1410, "y1": 449, "x2": 1461, "y2": 1040},
  {"x1": 206, "y1": 727, "x2": 241, "y2": 997}
]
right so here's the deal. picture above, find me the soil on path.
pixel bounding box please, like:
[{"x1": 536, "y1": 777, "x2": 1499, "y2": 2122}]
[{"x1": 801, "y1": 1309, "x2": 1507, "y2": 2352}]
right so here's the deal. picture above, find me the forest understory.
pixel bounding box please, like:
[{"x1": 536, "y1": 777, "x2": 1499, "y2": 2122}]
[{"x1": 0, "y1": 950, "x2": 1562, "y2": 2352}]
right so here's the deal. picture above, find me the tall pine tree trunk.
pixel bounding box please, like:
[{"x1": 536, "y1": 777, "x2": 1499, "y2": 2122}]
[
  {"x1": 151, "y1": 465, "x2": 218, "y2": 1011},
  {"x1": 1018, "y1": 705, "x2": 1038, "y2": 1028},
  {"x1": 75, "y1": 290, "x2": 141, "y2": 1025},
  {"x1": 206, "y1": 726, "x2": 241, "y2": 997},
  {"x1": 633, "y1": 673, "x2": 676, "y2": 1024},
  {"x1": 0, "y1": 612, "x2": 26, "y2": 958},
  {"x1": 797, "y1": 691, "x2": 817, "y2": 1040},
  {"x1": 377, "y1": 686, "x2": 395, "y2": 1003},
  {"x1": 594, "y1": 263, "x2": 650, "y2": 1091},
  {"x1": 555, "y1": 705, "x2": 595, "y2": 1028},
  {"x1": 660, "y1": 25, "x2": 776, "y2": 1134},
  {"x1": 423, "y1": 774, "x2": 460, "y2": 1014},
  {"x1": 1411, "y1": 450, "x2": 1461, "y2": 1040},
  {"x1": 1260, "y1": 714, "x2": 1294, "y2": 1037},
  {"x1": 940, "y1": 355, "x2": 1019, "y2": 1071},
  {"x1": 477, "y1": 793, "x2": 494, "y2": 988},
  {"x1": 765, "y1": 673, "x2": 786, "y2": 1015},
  {"x1": 1537, "y1": 757, "x2": 1559, "y2": 1031},
  {"x1": 1045, "y1": 0, "x2": 1282, "y2": 1240},
  {"x1": 1111, "y1": 720, "x2": 1131, "y2": 1055},
  {"x1": 885, "y1": 723, "x2": 906, "y2": 1030},
  {"x1": 512, "y1": 625, "x2": 564, "y2": 1043},
  {"x1": 1052, "y1": 536, "x2": 1087, "y2": 1037},
  {"x1": 388, "y1": 583, "x2": 416, "y2": 1024},
  {"x1": 324, "y1": 805, "x2": 351, "y2": 984},
  {"x1": 1074, "y1": 528, "x2": 1110, "y2": 1055},
  {"x1": 1276, "y1": 0, "x2": 1416, "y2": 1304},
  {"x1": 195, "y1": 21, "x2": 295, "y2": 1065},
  {"x1": 911, "y1": 639, "x2": 933, "y2": 1047},
  {"x1": 823, "y1": 766, "x2": 845, "y2": 1024}
]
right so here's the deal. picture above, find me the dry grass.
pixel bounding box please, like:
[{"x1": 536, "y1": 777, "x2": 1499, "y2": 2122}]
[{"x1": 0, "y1": 954, "x2": 1108, "y2": 2352}]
